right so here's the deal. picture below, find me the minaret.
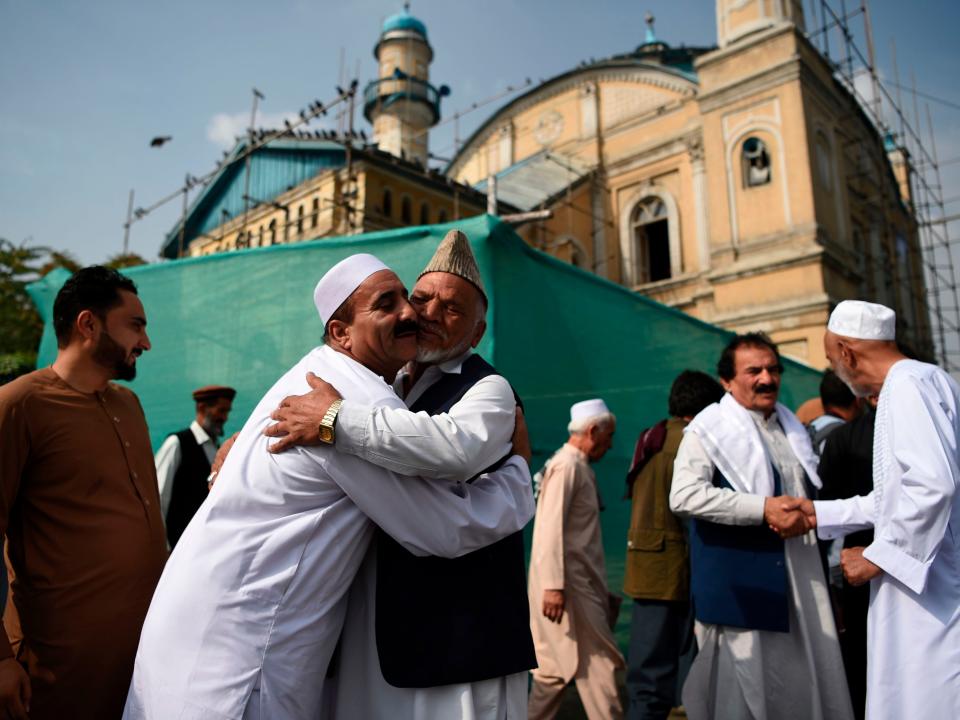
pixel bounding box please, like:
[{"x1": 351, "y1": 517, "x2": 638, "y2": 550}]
[
  {"x1": 716, "y1": 0, "x2": 805, "y2": 48},
  {"x1": 363, "y1": 4, "x2": 449, "y2": 166}
]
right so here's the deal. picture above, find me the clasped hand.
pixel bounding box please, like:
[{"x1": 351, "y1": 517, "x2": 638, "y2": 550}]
[{"x1": 763, "y1": 496, "x2": 816, "y2": 538}]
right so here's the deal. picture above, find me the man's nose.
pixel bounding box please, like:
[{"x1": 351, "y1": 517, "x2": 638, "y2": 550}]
[
  {"x1": 399, "y1": 299, "x2": 417, "y2": 322},
  {"x1": 141, "y1": 332, "x2": 152, "y2": 352}
]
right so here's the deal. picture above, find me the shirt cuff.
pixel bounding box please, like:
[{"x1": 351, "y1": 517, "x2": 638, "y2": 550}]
[
  {"x1": 741, "y1": 493, "x2": 767, "y2": 525},
  {"x1": 863, "y1": 537, "x2": 929, "y2": 594},
  {"x1": 334, "y1": 401, "x2": 369, "y2": 455},
  {"x1": 813, "y1": 499, "x2": 849, "y2": 540}
]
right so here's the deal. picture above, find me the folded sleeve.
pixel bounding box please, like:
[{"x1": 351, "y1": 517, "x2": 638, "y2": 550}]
[
  {"x1": 334, "y1": 375, "x2": 515, "y2": 480},
  {"x1": 323, "y1": 452, "x2": 534, "y2": 558}
]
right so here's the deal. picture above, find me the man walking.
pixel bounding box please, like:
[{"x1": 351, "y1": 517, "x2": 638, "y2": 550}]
[
  {"x1": 527, "y1": 399, "x2": 625, "y2": 720},
  {"x1": 0, "y1": 266, "x2": 166, "y2": 720},
  {"x1": 154, "y1": 384, "x2": 235, "y2": 547},
  {"x1": 669, "y1": 332, "x2": 853, "y2": 720}
]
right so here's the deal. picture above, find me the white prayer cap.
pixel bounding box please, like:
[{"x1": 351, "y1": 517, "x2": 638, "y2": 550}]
[
  {"x1": 570, "y1": 398, "x2": 611, "y2": 423},
  {"x1": 827, "y1": 300, "x2": 896, "y2": 341},
  {"x1": 313, "y1": 253, "x2": 390, "y2": 326}
]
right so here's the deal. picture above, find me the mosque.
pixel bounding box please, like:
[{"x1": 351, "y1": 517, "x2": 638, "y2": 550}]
[{"x1": 165, "y1": 0, "x2": 932, "y2": 367}]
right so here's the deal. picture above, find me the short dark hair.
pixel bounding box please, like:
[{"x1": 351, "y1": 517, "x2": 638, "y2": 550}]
[
  {"x1": 53, "y1": 266, "x2": 138, "y2": 347},
  {"x1": 717, "y1": 331, "x2": 783, "y2": 381},
  {"x1": 820, "y1": 369, "x2": 856, "y2": 409},
  {"x1": 668, "y1": 370, "x2": 724, "y2": 418},
  {"x1": 321, "y1": 296, "x2": 355, "y2": 343}
]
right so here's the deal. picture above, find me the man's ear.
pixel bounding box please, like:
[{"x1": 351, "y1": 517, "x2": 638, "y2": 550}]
[
  {"x1": 838, "y1": 339, "x2": 856, "y2": 369},
  {"x1": 470, "y1": 319, "x2": 487, "y2": 348},
  {"x1": 326, "y1": 320, "x2": 351, "y2": 349},
  {"x1": 75, "y1": 309, "x2": 99, "y2": 342},
  {"x1": 720, "y1": 377, "x2": 732, "y2": 392}
]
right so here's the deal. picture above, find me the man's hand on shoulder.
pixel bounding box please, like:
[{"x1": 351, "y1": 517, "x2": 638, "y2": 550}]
[
  {"x1": 0, "y1": 658, "x2": 31, "y2": 720},
  {"x1": 511, "y1": 407, "x2": 532, "y2": 465},
  {"x1": 264, "y1": 372, "x2": 343, "y2": 453}
]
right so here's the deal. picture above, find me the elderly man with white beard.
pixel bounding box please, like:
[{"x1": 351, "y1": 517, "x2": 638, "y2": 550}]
[
  {"x1": 122, "y1": 253, "x2": 534, "y2": 720},
  {"x1": 265, "y1": 229, "x2": 537, "y2": 719},
  {"x1": 795, "y1": 300, "x2": 960, "y2": 720}
]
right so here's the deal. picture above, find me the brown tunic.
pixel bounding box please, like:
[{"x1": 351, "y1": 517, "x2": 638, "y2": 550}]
[{"x1": 0, "y1": 368, "x2": 167, "y2": 720}]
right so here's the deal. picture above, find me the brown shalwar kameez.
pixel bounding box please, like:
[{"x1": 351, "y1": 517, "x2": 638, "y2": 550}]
[
  {"x1": 528, "y1": 443, "x2": 625, "y2": 720},
  {"x1": 0, "y1": 369, "x2": 167, "y2": 720}
]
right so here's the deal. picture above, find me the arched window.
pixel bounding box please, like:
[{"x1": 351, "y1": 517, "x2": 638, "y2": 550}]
[
  {"x1": 297, "y1": 205, "x2": 305, "y2": 235},
  {"x1": 742, "y1": 136, "x2": 771, "y2": 187},
  {"x1": 631, "y1": 197, "x2": 671, "y2": 283},
  {"x1": 312, "y1": 198, "x2": 320, "y2": 228},
  {"x1": 382, "y1": 188, "x2": 393, "y2": 218},
  {"x1": 401, "y1": 196, "x2": 412, "y2": 225},
  {"x1": 420, "y1": 202, "x2": 430, "y2": 226},
  {"x1": 235, "y1": 232, "x2": 248, "y2": 250},
  {"x1": 257, "y1": 225, "x2": 264, "y2": 247},
  {"x1": 269, "y1": 219, "x2": 277, "y2": 245},
  {"x1": 437, "y1": 208, "x2": 448, "y2": 223}
]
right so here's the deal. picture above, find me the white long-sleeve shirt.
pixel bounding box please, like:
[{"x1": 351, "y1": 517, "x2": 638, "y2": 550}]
[
  {"x1": 153, "y1": 420, "x2": 217, "y2": 521},
  {"x1": 327, "y1": 350, "x2": 534, "y2": 720},
  {"x1": 123, "y1": 345, "x2": 533, "y2": 720},
  {"x1": 813, "y1": 359, "x2": 960, "y2": 720}
]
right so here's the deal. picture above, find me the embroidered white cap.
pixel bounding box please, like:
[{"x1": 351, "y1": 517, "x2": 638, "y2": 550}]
[
  {"x1": 570, "y1": 398, "x2": 611, "y2": 423},
  {"x1": 313, "y1": 253, "x2": 390, "y2": 326},
  {"x1": 827, "y1": 300, "x2": 896, "y2": 341}
]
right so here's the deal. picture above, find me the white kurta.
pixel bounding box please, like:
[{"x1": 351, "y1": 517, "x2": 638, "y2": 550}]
[
  {"x1": 670, "y1": 408, "x2": 853, "y2": 720},
  {"x1": 326, "y1": 351, "x2": 531, "y2": 720},
  {"x1": 814, "y1": 359, "x2": 960, "y2": 720},
  {"x1": 123, "y1": 346, "x2": 534, "y2": 720},
  {"x1": 154, "y1": 419, "x2": 218, "y2": 520}
]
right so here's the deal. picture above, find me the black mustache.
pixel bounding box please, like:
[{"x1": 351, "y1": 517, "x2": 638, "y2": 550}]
[
  {"x1": 394, "y1": 320, "x2": 419, "y2": 337},
  {"x1": 756, "y1": 383, "x2": 778, "y2": 394}
]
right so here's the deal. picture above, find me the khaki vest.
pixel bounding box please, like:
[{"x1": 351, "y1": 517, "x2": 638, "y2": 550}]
[{"x1": 623, "y1": 417, "x2": 690, "y2": 601}]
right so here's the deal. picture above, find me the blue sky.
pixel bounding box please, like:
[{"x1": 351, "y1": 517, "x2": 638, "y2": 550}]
[{"x1": 1, "y1": 0, "x2": 958, "y2": 267}]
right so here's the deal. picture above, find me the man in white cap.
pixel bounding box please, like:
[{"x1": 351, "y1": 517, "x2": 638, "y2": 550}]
[
  {"x1": 796, "y1": 300, "x2": 960, "y2": 719},
  {"x1": 527, "y1": 398, "x2": 625, "y2": 720},
  {"x1": 669, "y1": 332, "x2": 853, "y2": 720},
  {"x1": 261, "y1": 229, "x2": 537, "y2": 719},
  {"x1": 122, "y1": 254, "x2": 534, "y2": 720}
]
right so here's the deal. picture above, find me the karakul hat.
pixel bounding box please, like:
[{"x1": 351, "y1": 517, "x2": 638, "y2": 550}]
[
  {"x1": 418, "y1": 229, "x2": 487, "y2": 303},
  {"x1": 192, "y1": 385, "x2": 236, "y2": 402},
  {"x1": 570, "y1": 398, "x2": 611, "y2": 423},
  {"x1": 313, "y1": 253, "x2": 390, "y2": 326},
  {"x1": 827, "y1": 300, "x2": 896, "y2": 341}
]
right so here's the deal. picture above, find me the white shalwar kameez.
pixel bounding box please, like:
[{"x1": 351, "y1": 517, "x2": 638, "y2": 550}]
[
  {"x1": 325, "y1": 350, "x2": 529, "y2": 720},
  {"x1": 814, "y1": 359, "x2": 960, "y2": 720},
  {"x1": 670, "y1": 396, "x2": 853, "y2": 720},
  {"x1": 122, "y1": 345, "x2": 534, "y2": 720}
]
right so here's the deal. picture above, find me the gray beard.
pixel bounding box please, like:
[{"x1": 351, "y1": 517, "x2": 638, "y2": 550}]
[{"x1": 416, "y1": 335, "x2": 474, "y2": 365}]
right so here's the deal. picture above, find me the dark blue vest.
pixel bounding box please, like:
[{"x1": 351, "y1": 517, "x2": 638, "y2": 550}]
[
  {"x1": 688, "y1": 466, "x2": 790, "y2": 633},
  {"x1": 165, "y1": 428, "x2": 212, "y2": 548},
  {"x1": 374, "y1": 354, "x2": 537, "y2": 687}
]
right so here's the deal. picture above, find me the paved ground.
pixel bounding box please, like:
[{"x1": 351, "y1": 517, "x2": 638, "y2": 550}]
[{"x1": 552, "y1": 670, "x2": 687, "y2": 719}]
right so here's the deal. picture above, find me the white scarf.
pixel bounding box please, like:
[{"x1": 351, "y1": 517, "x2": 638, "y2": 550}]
[{"x1": 685, "y1": 392, "x2": 822, "y2": 495}]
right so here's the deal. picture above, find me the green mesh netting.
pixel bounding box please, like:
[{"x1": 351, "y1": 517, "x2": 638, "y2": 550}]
[{"x1": 28, "y1": 214, "x2": 822, "y2": 648}]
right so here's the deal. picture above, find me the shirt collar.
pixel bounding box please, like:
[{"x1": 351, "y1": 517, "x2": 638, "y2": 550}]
[
  {"x1": 190, "y1": 420, "x2": 214, "y2": 446},
  {"x1": 394, "y1": 350, "x2": 474, "y2": 398}
]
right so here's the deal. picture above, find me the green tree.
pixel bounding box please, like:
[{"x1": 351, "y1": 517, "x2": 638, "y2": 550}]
[{"x1": 104, "y1": 252, "x2": 148, "y2": 269}]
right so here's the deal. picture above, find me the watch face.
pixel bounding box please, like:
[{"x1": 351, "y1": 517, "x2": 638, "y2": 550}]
[{"x1": 319, "y1": 425, "x2": 334, "y2": 443}]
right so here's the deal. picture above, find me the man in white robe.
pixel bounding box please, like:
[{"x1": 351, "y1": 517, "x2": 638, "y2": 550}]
[
  {"x1": 122, "y1": 254, "x2": 534, "y2": 720},
  {"x1": 803, "y1": 300, "x2": 960, "y2": 720},
  {"x1": 669, "y1": 332, "x2": 853, "y2": 720},
  {"x1": 264, "y1": 230, "x2": 535, "y2": 719}
]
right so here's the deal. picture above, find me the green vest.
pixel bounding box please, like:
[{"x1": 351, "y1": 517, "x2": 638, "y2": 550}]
[{"x1": 623, "y1": 417, "x2": 690, "y2": 601}]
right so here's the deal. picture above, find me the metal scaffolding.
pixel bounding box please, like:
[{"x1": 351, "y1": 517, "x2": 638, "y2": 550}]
[{"x1": 806, "y1": 0, "x2": 960, "y2": 371}]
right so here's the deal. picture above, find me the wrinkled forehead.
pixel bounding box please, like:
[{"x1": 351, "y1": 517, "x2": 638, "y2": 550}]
[
  {"x1": 734, "y1": 344, "x2": 779, "y2": 371},
  {"x1": 413, "y1": 271, "x2": 482, "y2": 304},
  {"x1": 349, "y1": 269, "x2": 407, "y2": 308}
]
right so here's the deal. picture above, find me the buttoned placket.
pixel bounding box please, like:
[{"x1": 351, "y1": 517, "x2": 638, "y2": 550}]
[{"x1": 97, "y1": 389, "x2": 156, "y2": 516}]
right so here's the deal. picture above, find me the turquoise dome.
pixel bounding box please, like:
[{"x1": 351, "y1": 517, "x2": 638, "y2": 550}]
[{"x1": 382, "y1": 9, "x2": 427, "y2": 38}]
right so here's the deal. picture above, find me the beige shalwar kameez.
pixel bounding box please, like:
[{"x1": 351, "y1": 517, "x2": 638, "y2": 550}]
[{"x1": 528, "y1": 443, "x2": 625, "y2": 720}]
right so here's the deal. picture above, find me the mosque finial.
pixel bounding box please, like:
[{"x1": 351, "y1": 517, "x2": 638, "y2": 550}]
[
  {"x1": 403, "y1": 1, "x2": 411, "y2": 12},
  {"x1": 644, "y1": 11, "x2": 657, "y2": 44}
]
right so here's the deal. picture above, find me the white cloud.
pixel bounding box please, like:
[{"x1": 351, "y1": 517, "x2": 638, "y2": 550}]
[{"x1": 206, "y1": 110, "x2": 305, "y2": 148}]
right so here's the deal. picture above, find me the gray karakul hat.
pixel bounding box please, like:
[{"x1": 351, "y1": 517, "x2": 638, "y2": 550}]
[{"x1": 418, "y1": 229, "x2": 487, "y2": 304}]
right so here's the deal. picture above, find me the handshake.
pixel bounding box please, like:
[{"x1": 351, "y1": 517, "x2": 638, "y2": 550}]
[{"x1": 763, "y1": 496, "x2": 816, "y2": 538}]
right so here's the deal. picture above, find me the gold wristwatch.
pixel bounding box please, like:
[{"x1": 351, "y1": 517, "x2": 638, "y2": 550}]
[{"x1": 318, "y1": 399, "x2": 343, "y2": 444}]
